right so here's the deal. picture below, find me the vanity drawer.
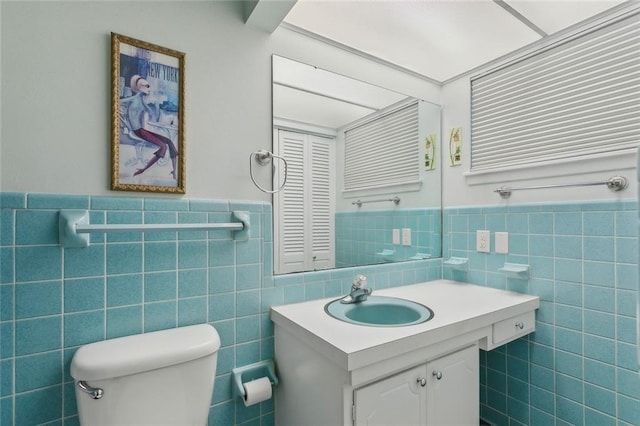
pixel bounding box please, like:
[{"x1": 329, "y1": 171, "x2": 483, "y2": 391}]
[{"x1": 492, "y1": 311, "x2": 535, "y2": 345}]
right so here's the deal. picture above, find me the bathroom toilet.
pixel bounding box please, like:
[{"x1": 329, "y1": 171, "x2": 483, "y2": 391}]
[{"x1": 70, "y1": 324, "x2": 220, "y2": 426}]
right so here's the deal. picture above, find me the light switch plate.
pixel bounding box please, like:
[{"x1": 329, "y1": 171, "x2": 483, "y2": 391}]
[
  {"x1": 495, "y1": 232, "x2": 509, "y2": 254},
  {"x1": 393, "y1": 229, "x2": 400, "y2": 245},
  {"x1": 402, "y1": 228, "x2": 411, "y2": 246},
  {"x1": 476, "y1": 230, "x2": 490, "y2": 253}
]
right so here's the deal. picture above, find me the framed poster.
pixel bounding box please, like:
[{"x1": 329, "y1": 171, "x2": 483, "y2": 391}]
[
  {"x1": 111, "y1": 33, "x2": 185, "y2": 193},
  {"x1": 448, "y1": 127, "x2": 462, "y2": 167}
]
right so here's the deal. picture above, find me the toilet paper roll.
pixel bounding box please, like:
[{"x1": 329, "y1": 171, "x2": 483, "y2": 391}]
[{"x1": 242, "y1": 376, "x2": 272, "y2": 407}]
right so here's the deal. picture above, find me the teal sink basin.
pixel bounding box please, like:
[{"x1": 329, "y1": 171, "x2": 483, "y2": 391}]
[{"x1": 324, "y1": 296, "x2": 434, "y2": 327}]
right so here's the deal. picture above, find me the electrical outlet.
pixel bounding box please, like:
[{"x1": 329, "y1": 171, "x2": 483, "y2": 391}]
[
  {"x1": 393, "y1": 229, "x2": 400, "y2": 245},
  {"x1": 476, "y1": 230, "x2": 490, "y2": 253},
  {"x1": 495, "y1": 232, "x2": 509, "y2": 254},
  {"x1": 402, "y1": 228, "x2": 411, "y2": 246}
]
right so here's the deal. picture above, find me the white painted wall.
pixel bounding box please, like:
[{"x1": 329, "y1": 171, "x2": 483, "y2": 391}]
[
  {"x1": 2, "y1": 1, "x2": 633, "y2": 206},
  {"x1": 2, "y1": 1, "x2": 264, "y2": 199},
  {"x1": 0, "y1": 1, "x2": 441, "y2": 201}
]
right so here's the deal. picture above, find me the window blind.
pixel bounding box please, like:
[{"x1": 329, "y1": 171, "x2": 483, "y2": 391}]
[
  {"x1": 470, "y1": 14, "x2": 640, "y2": 172},
  {"x1": 344, "y1": 101, "x2": 419, "y2": 191}
]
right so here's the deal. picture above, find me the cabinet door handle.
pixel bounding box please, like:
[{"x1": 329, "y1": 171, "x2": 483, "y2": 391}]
[
  {"x1": 432, "y1": 371, "x2": 442, "y2": 380},
  {"x1": 515, "y1": 321, "x2": 524, "y2": 330},
  {"x1": 417, "y1": 377, "x2": 427, "y2": 387}
]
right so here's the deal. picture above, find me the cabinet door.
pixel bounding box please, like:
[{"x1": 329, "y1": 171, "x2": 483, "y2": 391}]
[
  {"x1": 354, "y1": 364, "x2": 427, "y2": 426},
  {"x1": 426, "y1": 345, "x2": 479, "y2": 426}
]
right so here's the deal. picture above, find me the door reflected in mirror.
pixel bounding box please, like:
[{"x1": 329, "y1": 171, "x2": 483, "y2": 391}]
[{"x1": 272, "y1": 55, "x2": 442, "y2": 275}]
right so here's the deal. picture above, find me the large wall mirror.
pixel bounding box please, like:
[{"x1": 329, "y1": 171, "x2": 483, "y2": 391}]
[{"x1": 272, "y1": 55, "x2": 442, "y2": 275}]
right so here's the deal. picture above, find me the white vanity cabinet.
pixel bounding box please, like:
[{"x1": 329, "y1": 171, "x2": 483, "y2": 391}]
[
  {"x1": 271, "y1": 280, "x2": 539, "y2": 426},
  {"x1": 354, "y1": 345, "x2": 478, "y2": 426}
]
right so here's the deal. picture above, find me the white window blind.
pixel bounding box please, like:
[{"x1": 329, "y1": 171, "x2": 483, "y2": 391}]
[
  {"x1": 470, "y1": 13, "x2": 640, "y2": 172},
  {"x1": 344, "y1": 101, "x2": 419, "y2": 191}
]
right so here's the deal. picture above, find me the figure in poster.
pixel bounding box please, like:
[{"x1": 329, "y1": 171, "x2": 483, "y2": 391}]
[{"x1": 120, "y1": 74, "x2": 179, "y2": 179}]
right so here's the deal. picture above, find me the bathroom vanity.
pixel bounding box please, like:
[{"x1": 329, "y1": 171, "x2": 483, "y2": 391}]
[{"x1": 271, "y1": 279, "x2": 539, "y2": 426}]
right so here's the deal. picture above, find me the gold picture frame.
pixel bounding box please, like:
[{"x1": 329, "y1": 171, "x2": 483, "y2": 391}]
[{"x1": 111, "y1": 33, "x2": 186, "y2": 193}]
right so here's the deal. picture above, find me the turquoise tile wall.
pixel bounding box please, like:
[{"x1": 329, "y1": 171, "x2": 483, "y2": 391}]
[
  {"x1": 443, "y1": 200, "x2": 639, "y2": 426},
  {"x1": 8, "y1": 192, "x2": 634, "y2": 425},
  {"x1": 0, "y1": 192, "x2": 440, "y2": 426},
  {"x1": 335, "y1": 208, "x2": 441, "y2": 267}
]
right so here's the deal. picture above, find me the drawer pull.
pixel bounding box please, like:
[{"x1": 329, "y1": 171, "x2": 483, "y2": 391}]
[
  {"x1": 432, "y1": 371, "x2": 442, "y2": 380},
  {"x1": 417, "y1": 377, "x2": 427, "y2": 387},
  {"x1": 515, "y1": 321, "x2": 524, "y2": 330}
]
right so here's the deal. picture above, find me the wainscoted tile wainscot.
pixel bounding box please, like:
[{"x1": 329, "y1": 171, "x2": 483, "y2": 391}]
[
  {"x1": 0, "y1": 192, "x2": 440, "y2": 426},
  {"x1": 444, "y1": 200, "x2": 639, "y2": 426}
]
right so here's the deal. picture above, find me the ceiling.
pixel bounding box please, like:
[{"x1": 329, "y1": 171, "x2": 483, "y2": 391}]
[
  {"x1": 279, "y1": 0, "x2": 628, "y2": 82},
  {"x1": 272, "y1": 54, "x2": 411, "y2": 130}
]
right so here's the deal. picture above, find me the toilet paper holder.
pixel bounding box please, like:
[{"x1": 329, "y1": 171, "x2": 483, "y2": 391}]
[{"x1": 232, "y1": 360, "x2": 279, "y2": 400}]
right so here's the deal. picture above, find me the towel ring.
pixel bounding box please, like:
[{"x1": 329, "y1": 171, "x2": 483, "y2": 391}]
[{"x1": 249, "y1": 150, "x2": 288, "y2": 193}]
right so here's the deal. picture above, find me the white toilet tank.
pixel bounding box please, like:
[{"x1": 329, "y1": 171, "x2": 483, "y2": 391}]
[{"x1": 71, "y1": 324, "x2": 220, "y2": 426}]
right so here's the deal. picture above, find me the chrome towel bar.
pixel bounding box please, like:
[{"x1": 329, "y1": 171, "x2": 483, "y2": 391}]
[
  {"x1": 494, "y1": 176, "x2": 627, "y2": 199},
  {"x1": 352, "y1": 196, "x2": 400, "y2": 208}
]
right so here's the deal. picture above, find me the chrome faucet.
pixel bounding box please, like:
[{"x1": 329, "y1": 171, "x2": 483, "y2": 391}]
[{"x1": 340, "y1": 275, "x2": 371, "y2": 304}]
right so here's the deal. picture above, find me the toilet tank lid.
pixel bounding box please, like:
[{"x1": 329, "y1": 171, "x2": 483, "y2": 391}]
[{"x1": 70, "y1": 324, "x2": 220, "y2": 381}]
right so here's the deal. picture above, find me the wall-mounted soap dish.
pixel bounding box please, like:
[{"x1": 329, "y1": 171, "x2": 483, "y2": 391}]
[
  {"x1": 410, "y1": 253, "x2": 431, "y2": 260},
  {"x1": 376, "y1": 249, "x2": 395, "y2": 260},
  {"x1": 498, "y1": 263, "x2": 530, "y2": 279},
  {"x1": 443, "y1": 257, "x2": 468, "y2": 271}
]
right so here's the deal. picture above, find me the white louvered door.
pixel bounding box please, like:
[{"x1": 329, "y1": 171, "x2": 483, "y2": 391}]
[
  {"x1": 274, "y1": 130, "x2": 335, "y2": 274},
  {"x1": 275, "y1": 130, "x2": 306, "y2": 274},
  {"x1": 309, "y1": 136, "x2": 335, "y2": 270}
]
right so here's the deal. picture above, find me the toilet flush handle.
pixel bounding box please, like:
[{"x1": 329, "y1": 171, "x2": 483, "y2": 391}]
[{"x1": 77, "y1": 381, "x2": 104, "y2": 399}]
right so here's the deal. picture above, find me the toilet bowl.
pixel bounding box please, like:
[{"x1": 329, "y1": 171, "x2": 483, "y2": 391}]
[{"x1": 70, "y1": 324, "x2": 220, "y2": 426}]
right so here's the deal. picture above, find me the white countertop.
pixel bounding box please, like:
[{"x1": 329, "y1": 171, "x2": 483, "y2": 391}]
[{"x1": 271, "y1": 280, "x2": 539, "y2": 371}]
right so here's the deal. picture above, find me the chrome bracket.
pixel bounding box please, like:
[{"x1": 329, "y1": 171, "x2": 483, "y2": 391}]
[
  {"x1": 253, "y1": 149, "x2": 273, "y2": 166},
  {"x1": 606, "y1": 176, "x2": 628, "y2": 191}
]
